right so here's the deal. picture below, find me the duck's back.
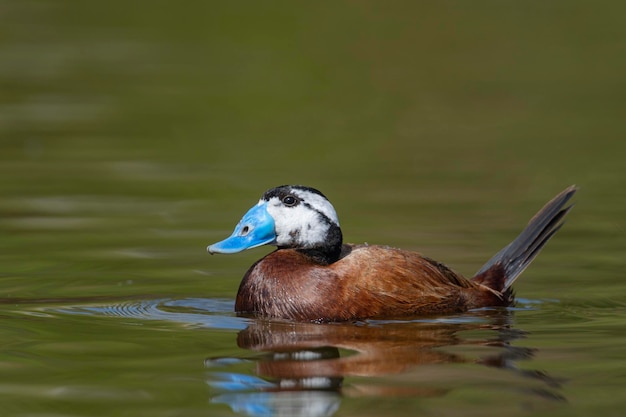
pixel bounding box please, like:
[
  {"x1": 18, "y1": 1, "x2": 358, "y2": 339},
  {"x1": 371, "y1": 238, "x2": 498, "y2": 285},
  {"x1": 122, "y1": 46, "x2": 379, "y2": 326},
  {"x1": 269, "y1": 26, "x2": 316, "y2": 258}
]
[{"x1": 235, "y1": 244, "x2": 501, "y2": 321}]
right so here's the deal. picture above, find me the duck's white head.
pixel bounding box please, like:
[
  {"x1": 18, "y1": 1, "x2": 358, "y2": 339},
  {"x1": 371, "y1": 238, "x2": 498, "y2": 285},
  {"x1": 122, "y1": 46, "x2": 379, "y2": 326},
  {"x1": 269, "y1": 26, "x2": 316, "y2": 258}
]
[{"x1": 208, "y1": 185, "x2": 343, "y2": 262}]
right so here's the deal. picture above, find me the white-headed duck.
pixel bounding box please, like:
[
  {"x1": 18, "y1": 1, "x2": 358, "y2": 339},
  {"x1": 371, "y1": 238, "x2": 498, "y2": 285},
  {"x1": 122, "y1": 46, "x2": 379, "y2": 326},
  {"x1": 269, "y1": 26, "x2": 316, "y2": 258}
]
[{"x1": 208, "y1": 185, "x2": 577, "y2": 322}]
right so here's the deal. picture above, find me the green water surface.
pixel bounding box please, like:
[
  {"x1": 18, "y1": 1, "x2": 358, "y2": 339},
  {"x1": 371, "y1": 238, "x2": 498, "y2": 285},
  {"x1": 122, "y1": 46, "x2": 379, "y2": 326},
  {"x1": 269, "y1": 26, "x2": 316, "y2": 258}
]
[{"x1": 1, "y1": 2, "x2": 625, "y2": 416}]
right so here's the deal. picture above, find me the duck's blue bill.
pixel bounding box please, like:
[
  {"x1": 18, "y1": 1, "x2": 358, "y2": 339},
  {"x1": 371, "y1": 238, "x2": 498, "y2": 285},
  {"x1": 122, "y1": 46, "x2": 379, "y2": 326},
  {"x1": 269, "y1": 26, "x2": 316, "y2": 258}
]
[{"x1": 207, "y1": 202, "x2": 276, "y2": 254}]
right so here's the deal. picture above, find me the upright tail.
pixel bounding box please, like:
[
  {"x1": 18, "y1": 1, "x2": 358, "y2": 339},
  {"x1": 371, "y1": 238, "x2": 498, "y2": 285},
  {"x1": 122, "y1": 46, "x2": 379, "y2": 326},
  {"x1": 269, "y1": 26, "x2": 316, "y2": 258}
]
[{"x1": 472, "y1": 186, "x2": 577, "y2": 295}]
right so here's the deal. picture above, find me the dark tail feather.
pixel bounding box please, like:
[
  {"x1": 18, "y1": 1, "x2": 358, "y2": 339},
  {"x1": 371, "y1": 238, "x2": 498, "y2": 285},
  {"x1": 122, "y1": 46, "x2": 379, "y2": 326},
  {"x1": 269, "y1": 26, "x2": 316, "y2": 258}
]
[{"x1": 473, "y1": 186, "x2": 577, "y2": 293}]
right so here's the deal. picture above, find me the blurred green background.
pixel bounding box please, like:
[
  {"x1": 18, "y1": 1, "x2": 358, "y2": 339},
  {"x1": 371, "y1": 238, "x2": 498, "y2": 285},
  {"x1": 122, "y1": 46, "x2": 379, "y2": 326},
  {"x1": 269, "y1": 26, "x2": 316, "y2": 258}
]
[
  {"x1": 2, "y1": 1, "x2": 624, "y2": 299},
  {"x1": 1, "y1": 2, "x2": 625, "y2": 415},
  {"x1": 0, "y1": 0, "x2": 626, "y2": 417}
]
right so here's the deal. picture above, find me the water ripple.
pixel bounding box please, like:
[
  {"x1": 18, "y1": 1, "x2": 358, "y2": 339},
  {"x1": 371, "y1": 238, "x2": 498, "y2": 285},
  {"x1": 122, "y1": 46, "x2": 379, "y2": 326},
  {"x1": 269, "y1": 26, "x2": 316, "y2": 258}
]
[
  {"x1": 53, "y1": 297, "x2": 248, "y2": 331},
  {"x1": 47, "y1": 297, "x2": 545, "y2": 332}
]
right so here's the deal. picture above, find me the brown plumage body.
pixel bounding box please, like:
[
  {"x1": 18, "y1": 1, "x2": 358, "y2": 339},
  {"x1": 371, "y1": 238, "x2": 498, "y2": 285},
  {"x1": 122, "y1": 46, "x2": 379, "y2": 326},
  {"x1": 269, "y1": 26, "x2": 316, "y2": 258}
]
[
  {"x1": 236, "y1": 245, "x2": 506, "y2": 322},
  {"x1": 209, "y1": 185, "x2": 577, "y2": 322}
]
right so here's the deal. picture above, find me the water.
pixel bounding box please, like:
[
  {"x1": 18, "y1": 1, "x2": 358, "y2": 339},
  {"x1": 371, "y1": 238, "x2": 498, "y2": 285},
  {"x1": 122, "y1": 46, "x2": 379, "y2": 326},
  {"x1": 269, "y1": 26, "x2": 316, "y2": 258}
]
[
  {"x1": 1, "y1": 1, "x2": 626, "y2": 416},
  {"x1": 3, "y1": 296, "x2": 625, "y2": 416}
]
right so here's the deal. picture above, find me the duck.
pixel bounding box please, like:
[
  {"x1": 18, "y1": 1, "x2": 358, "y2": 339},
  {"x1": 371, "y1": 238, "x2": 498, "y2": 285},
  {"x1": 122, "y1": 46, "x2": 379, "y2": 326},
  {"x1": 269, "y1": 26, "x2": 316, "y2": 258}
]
[{"x1": 207, "y1": 185, "x2": 577, "y2": 322}]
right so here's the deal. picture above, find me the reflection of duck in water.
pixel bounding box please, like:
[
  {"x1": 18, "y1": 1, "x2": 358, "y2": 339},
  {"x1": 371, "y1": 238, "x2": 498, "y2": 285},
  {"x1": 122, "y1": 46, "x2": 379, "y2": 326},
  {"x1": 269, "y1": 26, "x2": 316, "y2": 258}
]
[
  {"x1": 207, "y1": 310, "x2": 565, "y2": 417},
  {"x1": 208, "y1": 185, "x2": 576, "y2": 322}
]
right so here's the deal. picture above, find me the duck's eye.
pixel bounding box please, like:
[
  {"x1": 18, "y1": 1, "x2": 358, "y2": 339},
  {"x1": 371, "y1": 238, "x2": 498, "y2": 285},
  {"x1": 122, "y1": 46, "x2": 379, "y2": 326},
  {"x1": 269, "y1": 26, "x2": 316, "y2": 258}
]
[{"x1": 282, "y1": 195, "x2": 298, "y2": 207}]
